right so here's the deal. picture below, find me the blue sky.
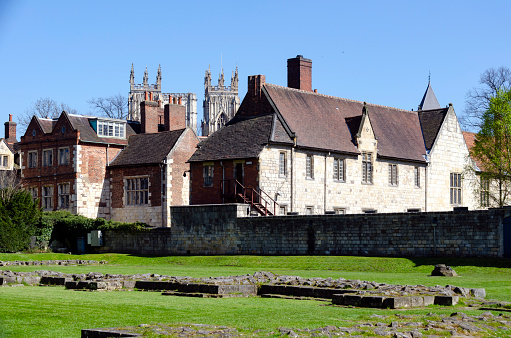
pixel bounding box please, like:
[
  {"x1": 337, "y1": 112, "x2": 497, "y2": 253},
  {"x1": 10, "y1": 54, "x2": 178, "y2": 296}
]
[{"x1": 0, "y1": 0, "x2": 509, "y2": 137}]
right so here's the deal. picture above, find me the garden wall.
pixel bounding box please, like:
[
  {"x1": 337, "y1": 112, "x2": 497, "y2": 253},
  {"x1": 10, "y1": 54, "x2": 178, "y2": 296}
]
[{"x1": 96, "y1": 204, "x2": 509, "y2": 257}]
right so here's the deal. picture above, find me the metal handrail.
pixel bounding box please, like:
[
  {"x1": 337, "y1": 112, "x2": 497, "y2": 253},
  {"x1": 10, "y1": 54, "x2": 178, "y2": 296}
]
[{"x1": 221, "y1": 179, "x2": 278, "y2": 216}]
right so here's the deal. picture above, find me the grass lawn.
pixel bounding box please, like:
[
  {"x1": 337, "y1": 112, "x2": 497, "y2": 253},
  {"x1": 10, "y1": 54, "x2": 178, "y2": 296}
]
[{"x1": 1, "y1": 254, "x2": 511, "y2": 337}]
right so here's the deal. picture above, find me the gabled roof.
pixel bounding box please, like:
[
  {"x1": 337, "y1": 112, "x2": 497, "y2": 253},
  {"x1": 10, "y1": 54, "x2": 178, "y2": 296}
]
[
  {"x1": 418, "y1": 108, "x2": 449, "y2": 150},
  {"x1": 418, "y1": 82, "x2": 441, "y2": 110},
  {"x1": 37, "y1": 118, "x2": 56, "y2": 134},
  {"x1": 188, "y1": 114, "x2": 274, "y2": 162},
  {"x1": 264, "y1": 84, "x2": 426, "y2": 162},
  {"x1": 463, "y1": 131, "x2": 483, "y2": 170},
  {"x1": 109, "y1": 129, "x2": 186, "y2": 167}
]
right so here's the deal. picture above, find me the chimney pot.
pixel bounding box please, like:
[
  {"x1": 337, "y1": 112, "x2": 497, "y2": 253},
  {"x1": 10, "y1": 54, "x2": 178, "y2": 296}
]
[
  {"x1": 145, "y1": 91, "x2": 149, "y2": 100},
  {"x1": 178, "y1": 97, "x2": 182, "y2": 105},
  {"x1": 9, "y1": 114, "x2": 12, "y2": 122}
]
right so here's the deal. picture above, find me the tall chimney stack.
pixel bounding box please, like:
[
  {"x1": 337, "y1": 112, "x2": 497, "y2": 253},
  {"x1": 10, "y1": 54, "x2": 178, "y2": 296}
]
[
  {"x1": 4, "y1": 114, "x2": 17, "y2": 146},
  {"x1": 287, "y1": 55, "x2": 312, "y2": 92}
]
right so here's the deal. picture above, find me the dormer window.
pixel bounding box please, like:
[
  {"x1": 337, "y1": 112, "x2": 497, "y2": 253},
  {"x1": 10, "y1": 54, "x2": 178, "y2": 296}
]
[{"x1": 97, "y1": 120, "x2": 126, "y2": 138}]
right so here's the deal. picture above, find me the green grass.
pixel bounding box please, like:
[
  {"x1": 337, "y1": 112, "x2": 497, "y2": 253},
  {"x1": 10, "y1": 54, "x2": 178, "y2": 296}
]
[{"x1": 1, "y1": 254, "x2": 511, "y2": 337}]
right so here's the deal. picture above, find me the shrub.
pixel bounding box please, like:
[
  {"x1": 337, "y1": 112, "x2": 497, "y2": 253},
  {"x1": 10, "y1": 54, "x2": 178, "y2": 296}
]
[{"x1": 0, "y1": 189, "x2": 41, "y2": 252}]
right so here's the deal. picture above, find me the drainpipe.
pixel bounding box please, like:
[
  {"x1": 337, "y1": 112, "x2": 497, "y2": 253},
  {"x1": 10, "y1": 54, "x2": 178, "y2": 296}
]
[
  {"x1": 160, "y1": 159, "x2": 166, "y2": 227},
  {"x1": 220, "y1": 161, "x2": 225, "y2": 204},
  {"x1": 291, "y1": 138, "x2": 296, "y2": 212}
]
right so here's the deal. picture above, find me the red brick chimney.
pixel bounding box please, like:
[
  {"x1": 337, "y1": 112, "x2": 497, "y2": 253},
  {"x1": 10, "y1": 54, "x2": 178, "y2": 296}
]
[
  {"x1": 248, "y1": 75, "x2": 266, "y2": 101},
  {"x1": 4, "y1": 114, "x2": 17, "y2": 145},
  {"x1": 287, "y1": 55, "x2": 312, "y2": 92},
  {"x1": 140, "y1": 101, "x2": 160, "y2": 133},
  {"x1": 164, "y1": 101, "x2": 186, "y2": 131}
]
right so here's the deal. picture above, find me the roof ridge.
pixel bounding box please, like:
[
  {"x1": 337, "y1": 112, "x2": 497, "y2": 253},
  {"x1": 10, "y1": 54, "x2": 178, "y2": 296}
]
[{"x1": 264, "y1": 83, "x2": 416, "y2": 114}]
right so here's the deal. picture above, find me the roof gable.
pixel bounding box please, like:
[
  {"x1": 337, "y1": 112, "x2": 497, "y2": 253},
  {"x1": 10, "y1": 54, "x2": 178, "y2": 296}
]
[
  {"x1": 418, "y1": 108, "x2": 449, "y2": 150},
  {"x1": 419, "y1": 82, "x2": 441, "y2": 110}
]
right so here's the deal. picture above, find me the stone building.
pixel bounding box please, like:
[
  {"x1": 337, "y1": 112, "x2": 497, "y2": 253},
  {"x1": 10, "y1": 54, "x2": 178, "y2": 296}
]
[
  {"x1": 128, "y1": 64, "x2": 198, "y2": 133},
  {"x1": 18, "y1": 99, "x2": 198, "y2": 226},
  {"x1": 0, "y1": 114, "x2": 18, "y2": 171},
  {"x1": 188, "y1": 55, "x2": 477, "y2": 215},
  {"x1": 201, "y1": 66, "x2": 240, "y2": 136}
]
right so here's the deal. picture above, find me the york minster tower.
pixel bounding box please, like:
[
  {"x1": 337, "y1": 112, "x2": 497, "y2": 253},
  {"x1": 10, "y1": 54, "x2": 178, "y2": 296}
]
[
  {"x1": 201, "y1": 66, "x2": 240, "y2": 136},
  {"x1": 128, "y1": 64, "x2": 197, "y2": 132}
]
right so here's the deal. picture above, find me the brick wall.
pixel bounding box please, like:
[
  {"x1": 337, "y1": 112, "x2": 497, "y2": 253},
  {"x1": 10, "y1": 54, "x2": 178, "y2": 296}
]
[{"x1": 97, "y1": 205, "x2": 509, "y2": 258}]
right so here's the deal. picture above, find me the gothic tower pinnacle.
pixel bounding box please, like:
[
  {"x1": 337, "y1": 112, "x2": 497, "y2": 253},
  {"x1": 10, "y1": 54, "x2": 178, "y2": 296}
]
[
  {"x1": 156, "y1": 64, "x2": 162, "y2": 90},
  {"x1": 130, "y1": 63, "x2": 135, "y2": 89},
  {"x1": 143, "y1": 67, "x2": 149, "y2": 85}
]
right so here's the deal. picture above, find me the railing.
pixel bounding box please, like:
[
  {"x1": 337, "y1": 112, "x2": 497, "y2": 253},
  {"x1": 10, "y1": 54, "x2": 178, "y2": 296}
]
[{"x1": 221, "y1": 179, "x2": 278, "y2": 216}]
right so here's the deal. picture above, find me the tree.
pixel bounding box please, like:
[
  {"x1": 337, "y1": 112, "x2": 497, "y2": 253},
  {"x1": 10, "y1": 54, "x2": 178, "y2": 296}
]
[
  {"x1": 88, "y1": 94, "x2": 128, "y2": 120},
  {"x1": 18, "y1": 97, "x2": 78, "y2": 134},
  {"x1": 470, "y1": 88, "x2": 511, "y2": 207},
  {"x1": 462, "y1": 67, "x2": 511, "y2": 130}
]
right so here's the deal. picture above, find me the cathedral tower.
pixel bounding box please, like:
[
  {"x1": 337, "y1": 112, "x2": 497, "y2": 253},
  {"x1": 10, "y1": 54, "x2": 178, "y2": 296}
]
[{"x1": 201, "y1": 66, "x2": 240, "y2": 136}]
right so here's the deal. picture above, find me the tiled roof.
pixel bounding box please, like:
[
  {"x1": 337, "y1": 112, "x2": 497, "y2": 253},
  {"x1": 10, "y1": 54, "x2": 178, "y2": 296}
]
[
  {"x1": 264, "y1": 84, "x2": 426, "y2": 162},
  {"x1": 66, "y1": 114, "x2": 136, "y2": 145},
  {"x1": 37, "y1": 118, "x2": 55, "y2": 134},
  {"x1": 109, "y1": 129, "x2": 186, "y2": 167},
  {"x1": 463, "y1": 131, "x2": 483, "y2": 169},
  {"x1": 419, "y1": 82, "x2": 441, "y2": 110},
  {"x1": 188, "y1": 114, "x2": 274, "y2": 162},
  {"x1": 418, "y1": 108, "x2": 448, "y2": 150}
]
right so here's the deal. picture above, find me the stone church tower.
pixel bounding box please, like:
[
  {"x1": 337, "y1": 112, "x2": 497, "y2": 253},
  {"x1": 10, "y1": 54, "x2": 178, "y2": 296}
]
[
  {"x1": 128, "y1": 64, "x2": 198, "y2": 132},
  {"x1": 201, "y1": 66, "x2": 240, "y2": 136}
]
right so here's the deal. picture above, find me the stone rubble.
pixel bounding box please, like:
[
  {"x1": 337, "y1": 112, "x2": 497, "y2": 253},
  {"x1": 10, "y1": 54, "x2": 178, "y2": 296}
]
[{"x1": 0, "y1": 259, "x2": 107, "y2": 267}]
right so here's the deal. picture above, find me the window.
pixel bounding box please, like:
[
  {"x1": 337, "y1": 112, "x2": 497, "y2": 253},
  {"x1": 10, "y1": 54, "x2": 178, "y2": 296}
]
[
  {"x1": 279, "y1": 205, "x2": 287, "y2": 215},
  {"x1": 43, "y1": 149, "x2": 53, "y2": 167},
  {"x1": 28, "y1": 187, "x2": 38, "y2": 201},
  {"x1": 58, "y1": 183, "x2": 70, "y2": 209},
  {"x1": 203, "y1": 165, "x2": 214, "y2": 187},
  {"x1": 97, "y1": 120, "x2": 126, "y2": 138},
  {"x1": 306, "y1": 155, "x2": 314, "y2": 179},
  {"x1": 414, "y1": 167, "x2": 420, "y2": 187},
  {"x1": 59, "y1": 148, "x2": 69, "y2": 165},
  {"x1": 1, "y1": 155, "x2": 7, "y2": 167},
  {"x1": 334, "y1": 208, "x2": 346, "y2": 214},
  {"x1": 126, "y1": 177, "x2": 149, "y2": 205},
  {"x1": 42, "y1": 185, "x2": 53, "y2": 210},
  {"x1": 450, "y1": 173, "x2": 462, "y2": 205},
  {"x1": 388, "y1": 164, "x2": 398, "y2": 186},
  {"x1": 480, "y1": 178, "x2": 490, "y2": 207},
  {"x1": 279, "y1": 152, "x2": 287, "y2": 177},
  {"x1": 306, "y1": 206, "x2": 314, "y2": 215},
  {"x1": 28, "y1": 151, "x2": 37, "y2": 168},
  {"x1": 333, "y1": 158, "x2": 345, "y2": 181},
  {"x1": 362, "y1": 153, "x2": 372, "y2": 184}
]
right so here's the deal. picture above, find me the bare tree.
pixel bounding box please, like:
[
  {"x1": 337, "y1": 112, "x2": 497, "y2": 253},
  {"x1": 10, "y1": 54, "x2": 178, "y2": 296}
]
[
  {"x1": 0, "y1": 169, "x2": 22, "y2": 203},
  {"x1": 18, "y1": 97, "x2": 78, "y2": 134},
  {"x1": 462, "y1": 66, "x2": 511, "y2": 130},
  {"x1": 88, "y1": 94, "x2": 128, "y2": 120}
]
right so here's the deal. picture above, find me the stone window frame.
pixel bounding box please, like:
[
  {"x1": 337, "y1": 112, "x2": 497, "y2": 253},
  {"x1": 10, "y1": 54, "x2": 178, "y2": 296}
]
[
  {"x1": 58, "y1": 147, "x2": 70, "y2": 165},
  {"x1": 279, "y1": 152, "x2": 287, "y2": 178},
  {"x1": 42, "y1": 185, "x2": 53, "y2": 210},
  {"x1": 306, "y1": 154, "x2": 314, "y2": 179},
  {"x1": 1, "y1": 155, "x2": 8, "y2": 168},
  {"x1": 28, "y1": 150, "x2": 38, "y2": 168},
  {"x1": 125, "y1": 176, "x2": 150, "y2": 206},
  {"x1": 480, "y1": 177, "x2": 490, "y2": 207},
  {"x1": 361, "y1": 152, "x2": 373, "y2": 184},
  {"x1": 305, "y1": 206, "x2": 314, "y2": 215},
  {"x1": 334, "y1": 208, "x2": 346, "y2": 214},
  {"x1": 333, "y1": 158, "x2": 345, "y2": 182},
  {"x1": 388, "y1": 164, "x2": 398, "y2": 186},
  {"x1": 42, "y1": 148, "x2": 53, "y2": 167},
  {"x1": 29, "y1": 186, "x2": 38, "y2": 201},
  {"x1": 279, "y1": 204, "x2": 288, "y2": 216},
  {"x1": 450, "y1": 172, "x2": 462, "y2": 205},
  {"x1": 414, "y1": 166, "x2": 420, "y2": 188},
  {"x1": 58, "y1": 183, "x2": 70, "y2": 209},
  {"x1": 203, "y1": 163, "x2": 214, "y2": 187}
]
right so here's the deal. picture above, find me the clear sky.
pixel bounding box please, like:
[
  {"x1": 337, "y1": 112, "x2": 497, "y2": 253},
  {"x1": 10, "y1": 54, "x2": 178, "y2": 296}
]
[{"x1": 0, "y1": 0, "x2": 509, "y2": 137}]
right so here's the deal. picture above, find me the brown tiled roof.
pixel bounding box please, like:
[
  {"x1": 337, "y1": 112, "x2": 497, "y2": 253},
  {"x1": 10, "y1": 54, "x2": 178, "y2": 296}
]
[
  {"x1": 66, "y1": 114, "x2": 135, "y2": 145},
  {"x1": 37, "y1": 118, "x2": 55, "y2": 134},
  {"x1": 264, "y1": 84, "x2": 426, "y2": 162},
  {"x1": 188, "y1": 114, "x2": 274, "y2": 162},
  {"x1": 418, "y1": 108, "x2": 448, "y2": 150},
  {"x1": 109, "y1": 129, "x2": 186, "y2": 167},
  {"x1": 463, "y1": 131, "x2": 484, "y2": 169}
]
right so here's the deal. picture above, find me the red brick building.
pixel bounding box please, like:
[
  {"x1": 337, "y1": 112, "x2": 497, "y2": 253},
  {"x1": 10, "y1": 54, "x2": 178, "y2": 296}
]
[{"x1": 19, "y1": 98, "x2": 198, "y2": 225}]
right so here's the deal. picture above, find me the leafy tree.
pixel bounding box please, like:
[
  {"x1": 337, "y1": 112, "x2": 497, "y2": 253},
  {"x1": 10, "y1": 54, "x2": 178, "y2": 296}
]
[
  {"x1": 88, "y1": 94, "x2": 128, "y2": 120},
  {"x1": 18, "y1": 97, "x2": 78, "y2": 134},
  {"x1": 462, "y1": 67, "x2": 511, "y2": 130},
  {"x1": 470, "y1": 88, "x2": 511, "y2": 207}
]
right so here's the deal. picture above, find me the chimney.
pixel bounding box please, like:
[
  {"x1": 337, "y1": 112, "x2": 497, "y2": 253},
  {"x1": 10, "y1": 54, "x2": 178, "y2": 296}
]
[
  {"x1": 287, "y1": 55, "x2": 312, "y2": 92},
  {"x1": 150, "y1": 92, "x2": 153, "y2": 101},
  {"x1": 140, "y1": 101, "x2": 160, "y2": 133},
  {"x1": 247, "y1": 75, "x2": 266, "y2": 101},
  {"x1": 164, "y1": 102, "x2": 186, "y2": 131},
  {"x1": 145, "y1": 91, "x2": 149, "y2": 100},
  {"x1": 4, "y1": 114, "x2": 17, "y2": 145}
]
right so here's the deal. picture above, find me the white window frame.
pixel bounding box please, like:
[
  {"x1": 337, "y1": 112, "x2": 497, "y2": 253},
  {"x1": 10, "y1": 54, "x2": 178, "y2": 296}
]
[
  {"x1": 97, "y1": 120, "x2": 126, "y2": 138},
  {"x1": 1, "y1": 155, "x2": 8, "y2": 168},
  {"x1": 59, "y1": 147, "x2": 70, "y2": 165},
  {"x1": 58, "y1": 183, "x2": 70, "y2": 209},
  {"x1": 362, "y1": 153, "x2": 372, "y2": 184},
  {"x1": 126, "y1": 177, "x2": 149, "y2": 205},
  {"x1": 28, "y1": 151, "x2": 38, "y2": 168},
  {"x1": 43, "y1": 149, "x2": 53, "y2": 167},
  {"x1": 388, "y1": 164, "x2": 398, "y2": 186},
  {"x1": 450, "y1": 173, "x2": 462, "y2": 205},
  {"x1": 279, "y1": 152, "x2": 287, "y2": 177},
  {"x1": 333, "y1": 158, "x2": 345, "y2": 182}
]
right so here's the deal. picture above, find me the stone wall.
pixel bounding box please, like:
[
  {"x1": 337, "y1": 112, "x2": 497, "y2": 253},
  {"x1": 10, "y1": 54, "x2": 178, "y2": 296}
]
[{"x1": 97, "y1": 204, "x2": 508, "y2": 257}]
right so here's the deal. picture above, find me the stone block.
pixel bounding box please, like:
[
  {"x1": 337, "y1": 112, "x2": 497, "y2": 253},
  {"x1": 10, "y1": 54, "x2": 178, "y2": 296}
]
[
  {"x1": 470, "y1": 288, "x2": 486, "y2": 299},
  {"x1": 134, "y1": 281, "x2": 178, "y2": 291},
  {"x1": 22, "y1": 276, "x2": 41, "y2": 285},
  {"x1": 313, "y1": 288, "x2": 342, "y2": 299},
  {"x1": 361, "y1": 296, "x2": 385, "y2": 308},
  {"x1": 40, "y1": 276, "x2": 70, "y2": 286},
  {"x1": 423, "y1": 295, "x2": 435, "y2": 306},
  {"x1": 88, "y1": 282, "x2": 107, "y2": 290},
  {"x1": 434, "y1": 295, "x2": 459, "y2": 306},
  {"x1": 331, "y1": 294, "x2": 345, "y2": 305},
  {"x1": 343, "y1": 295, "x2": 363, "y2": 306},
  {"x1": 383, "y1": 297, "x2": 411, "y2": 309}
]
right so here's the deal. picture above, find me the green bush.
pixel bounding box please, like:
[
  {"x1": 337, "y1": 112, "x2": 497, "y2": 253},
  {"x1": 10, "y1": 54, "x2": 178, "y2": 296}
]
[{"x1": 0, "y1": 189, "x2": 41, "y2": 252}]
